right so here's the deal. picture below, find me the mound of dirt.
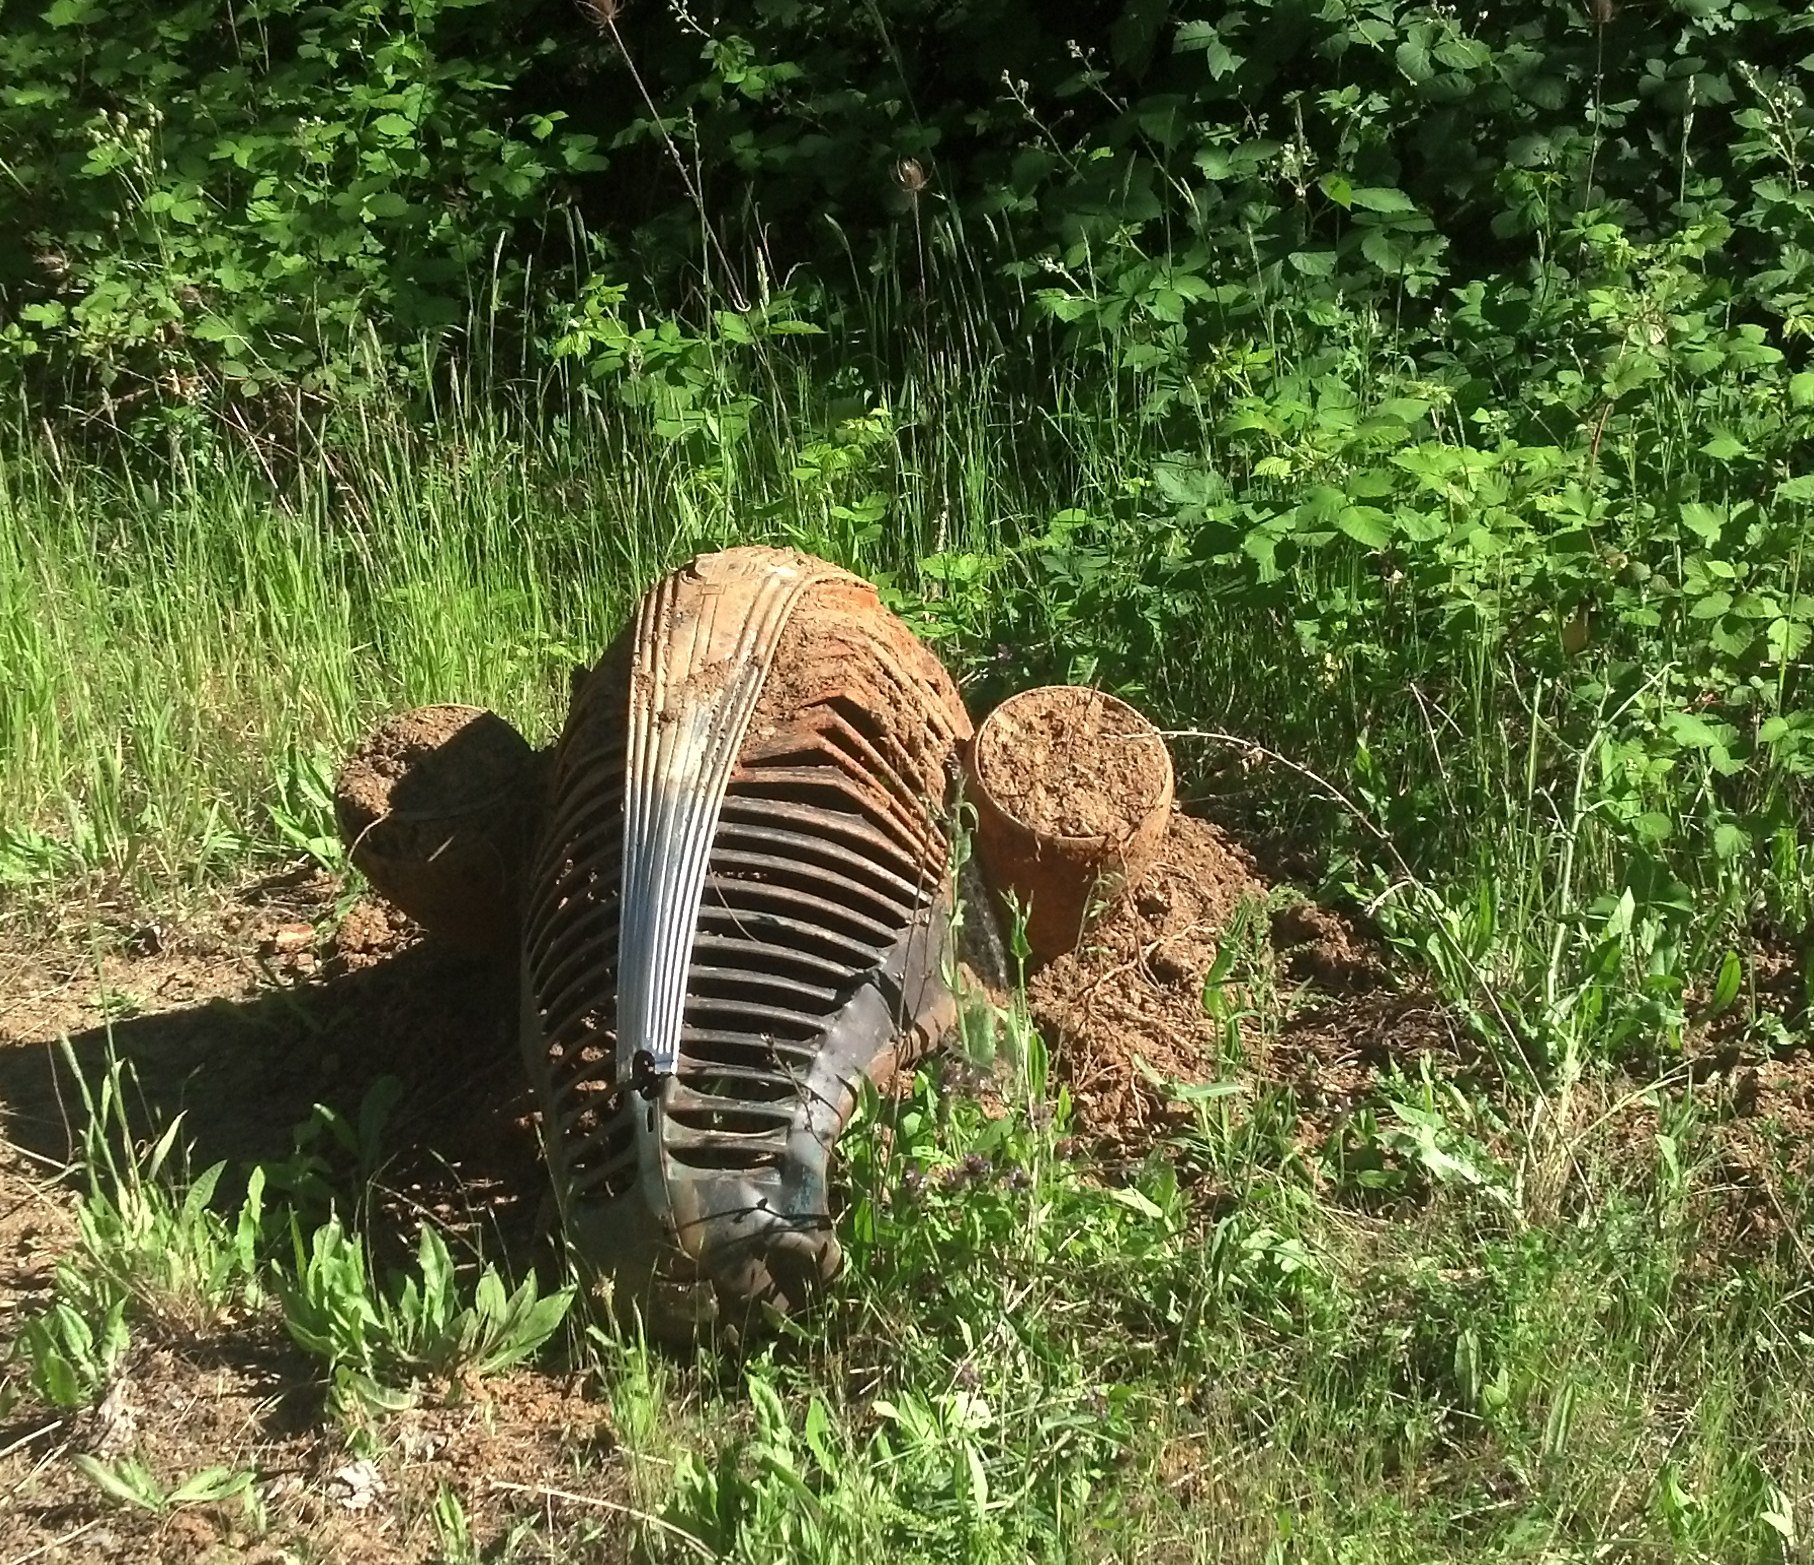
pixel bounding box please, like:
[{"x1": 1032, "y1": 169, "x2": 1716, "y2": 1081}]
[
  {"x1": 1024, "y1": 808, "x2": 1443, "y2": 1153},
  {"x1": 1027, "y1": 811, "x2": 1266, "y2": 1144},
  {"x1": 335, "y1": 705, "x2": 543, "y2": 959},
  {"x1": 1269, "y1": 901, "x2": 1388, "y2": 993}
]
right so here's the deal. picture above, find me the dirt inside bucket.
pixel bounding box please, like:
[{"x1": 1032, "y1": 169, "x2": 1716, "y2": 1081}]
[{"x1": 974, "y1": 686, "x2": 1169, "y2": 840}]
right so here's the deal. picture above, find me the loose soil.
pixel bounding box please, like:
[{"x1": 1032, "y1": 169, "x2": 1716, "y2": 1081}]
[
  {"x1": 1023, "y1": 809, "x2": 1458, "y2": 1158},
  {"x1": 334, "y1": 704, "x2": 536, "y2": 845},
  {"x1": 1022, "y1": 806, "x2": 1813, "y2": 1234},
  {"x1": 0, "y1": 875, "x2": 594, "y2": 1565},
  {"x1": 1028, "y1": 812, "x2": 1263, "y2": 1139},
  {"x1": 972, "y1": 686, "x2": 1170, "y2": 841}
]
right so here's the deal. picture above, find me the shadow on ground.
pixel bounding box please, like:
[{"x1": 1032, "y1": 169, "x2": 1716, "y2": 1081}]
[{"x1": 0, "y1": 888, "x2": 546, "y2": 1264}]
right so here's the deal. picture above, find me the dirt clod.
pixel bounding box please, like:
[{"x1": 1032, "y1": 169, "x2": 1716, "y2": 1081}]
[
  {"x1": 1270, "y1": 900, "x2": 1385, "y2": 992},
  {"x1": 334, "y1": 704, "x2": 542, "y2": 958}
]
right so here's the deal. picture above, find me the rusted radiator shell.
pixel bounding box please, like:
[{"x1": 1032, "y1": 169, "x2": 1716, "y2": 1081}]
[{"x1": 519, "y1": 548, "x2": 972, "y2": 1337}]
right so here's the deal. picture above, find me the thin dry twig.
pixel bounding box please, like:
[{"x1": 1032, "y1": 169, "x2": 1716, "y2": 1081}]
[
  {"x1": 575, "y1": 1, "x2": 750, "y2": 311},
  {"x1": 0, "y1": 1422, "x2": 64, "y2": 1466},
  {"x1": 1157, "y1": 727, "x2": 1538, "y2": 1088},
  {"x1": 485, "y1": 1477, "x2": 714, "y2": 1558}
]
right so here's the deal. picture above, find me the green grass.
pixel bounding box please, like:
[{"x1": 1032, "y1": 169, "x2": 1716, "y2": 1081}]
[
  {"x1": 3, "y1": 283, "x2": 1812, "y2": 1560},
  {"x1": 8, "y1": 995, "x2": 1813, "y2": 1561},
  {"x1": 0, "y1": 345, "x2": 1038, "y2": 892}
]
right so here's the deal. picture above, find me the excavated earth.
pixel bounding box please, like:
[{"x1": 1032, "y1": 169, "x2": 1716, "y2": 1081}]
[
  {"x1": 973, "y1": 685, "x2": 1167, "y2": 841},
  {"x1": 334, "y1": 704, "x2": 542, "y2": 957},
  {"x1": 0, "y1": 872, "x2": 609, "y2": 1564},
  {"x1": 1022, "y1": 808, "x2": 1466, "y2": 1156}
]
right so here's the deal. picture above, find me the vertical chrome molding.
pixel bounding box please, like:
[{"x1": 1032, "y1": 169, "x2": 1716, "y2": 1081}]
[{"x1": 614, "y1": 554, "x2": 826, "y2": 1079}]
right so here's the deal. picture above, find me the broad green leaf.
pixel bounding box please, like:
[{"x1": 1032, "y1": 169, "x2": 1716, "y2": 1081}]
[
  {"x1": 1711, "y1": 619, "x2": 1755, "y2": 658},
  {"x1": 1714, "y1": 822, "x2": 1752, "y2": 860},
  {"x1": 1294, "y1": 485, "x2": 1344, "y2": 528},
  {"x1": 1350, "y1": 186, "x2": 1416, "y2": 214},
  {"x1": 1377, "y1": 397, "x2": 1432, "y2": 425},
  {"x1": 1710, "y1": 950, "x2": 1743, "y2": 1013},
  {"x1": 169, "y1": 1468, "x2": 254, "y2": 1506},
  {"x1": 1678, "y1": 502, "x2": 1724, "y2": 543},
  {"x1": 1396, "y1": 507, "x2": 1446, "y2": 543},
  {"x1": 1768, "y1": 616, "x2": 1812, "y2": 661},
  {"x1": 1106, "y1": 1185, "x2": 1166, "y2": 1221},
  {"x1": 1242, "y1": 528, "x2": 1281, "y2": 579},
  {"x1": 1198, "y1": 39, "x2": 1241, "y2": 78},
  {"x1": 1337, "y1": 505, "x2": 1394, "y2": 548},
  {"x1": 967, "y1": 1443, "x2": 990, "y2": 1511},
  {"x1": 40, "y1": 1353, "x2": 82, "y2": 1408},
  {"x1": 1663, "y1": 710, "x2": 1724, "y2": 750},
  {"x1": 73, "y1": 1455, "x2": 160, "y2": 1512},
  {"x1": 1153, "y1": 461, "x2": 1214, "y2": 507},
  {"x1": 1361, "y1": 228, "x2": 1409, "y2": 273}
]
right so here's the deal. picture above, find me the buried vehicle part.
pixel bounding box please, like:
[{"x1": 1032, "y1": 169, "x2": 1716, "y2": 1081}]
[{"x1": 520, "y1": 547, "x2": 972, "y2": 1337}]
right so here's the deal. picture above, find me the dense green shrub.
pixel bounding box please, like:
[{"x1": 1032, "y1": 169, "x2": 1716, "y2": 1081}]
[
  {"x1": 3, "y1": 0, "x2": 1811, "y2": 409},
  {"x1": 0, "y1": 0, "x2": 606, "y2": 406}
]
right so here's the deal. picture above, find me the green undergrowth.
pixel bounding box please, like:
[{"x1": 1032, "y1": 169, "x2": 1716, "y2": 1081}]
[
  {"x1": 5, "y1": 10, "x2": 1813, "y2": 1551},
  {"x1": 6, "y1": 991, "x2": 1812, "y2": 1562},
  {"x1": 4, "y1": 264, "x2": 1811, "y2": 1083}
]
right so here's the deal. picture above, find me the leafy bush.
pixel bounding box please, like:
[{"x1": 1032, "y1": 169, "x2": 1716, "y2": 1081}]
[
  {"x1": 4, "y1": 0, "x2": 1811, "y2": 415},
  {"x1": 0, "y1": 0, "x2": 604, "y2": 406}
]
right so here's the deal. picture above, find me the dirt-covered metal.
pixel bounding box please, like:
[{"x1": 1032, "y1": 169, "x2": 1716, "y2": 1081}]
[{"x1": 518, "y1": 547, "x2": 972, "y2": 1337}]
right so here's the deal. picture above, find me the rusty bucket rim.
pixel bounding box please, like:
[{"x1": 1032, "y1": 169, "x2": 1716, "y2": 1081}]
[{"x1": 969, "y1": 683, "x2": 1175, "y2": 847}]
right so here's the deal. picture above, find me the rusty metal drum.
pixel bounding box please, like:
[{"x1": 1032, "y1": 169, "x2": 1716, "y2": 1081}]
[{"x1": 518, "y1": 548, "x2": 972, "y2": 1338}]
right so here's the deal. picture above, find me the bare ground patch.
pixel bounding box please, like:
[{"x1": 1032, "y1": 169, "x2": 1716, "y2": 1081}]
[{"x1": 0, "y1": 874, "x2": 637, "y2": 1565}]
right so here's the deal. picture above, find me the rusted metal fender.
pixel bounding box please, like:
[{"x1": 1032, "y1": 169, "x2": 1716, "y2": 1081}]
[{"x1": 519, "y1": 547, "x2": 972, "y2": 1338}]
